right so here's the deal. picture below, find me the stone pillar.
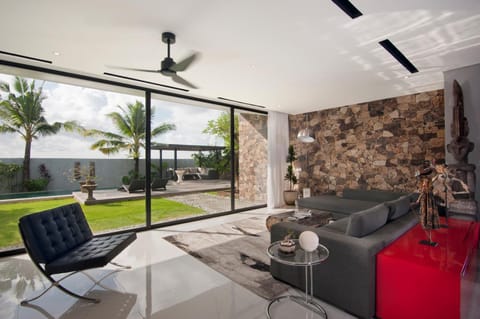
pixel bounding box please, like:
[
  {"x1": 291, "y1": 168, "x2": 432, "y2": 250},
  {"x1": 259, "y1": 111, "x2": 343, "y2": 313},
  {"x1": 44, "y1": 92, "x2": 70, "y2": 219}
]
[{"x1": 238, "y1": 113, "x2": 267, "y2": 204}]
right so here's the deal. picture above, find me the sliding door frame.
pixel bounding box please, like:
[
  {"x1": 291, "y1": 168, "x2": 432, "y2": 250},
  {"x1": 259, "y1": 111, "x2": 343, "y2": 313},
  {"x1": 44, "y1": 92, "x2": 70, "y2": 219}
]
[{"x1": 0, "y1": 59, "x2": 267, "y2": 256}]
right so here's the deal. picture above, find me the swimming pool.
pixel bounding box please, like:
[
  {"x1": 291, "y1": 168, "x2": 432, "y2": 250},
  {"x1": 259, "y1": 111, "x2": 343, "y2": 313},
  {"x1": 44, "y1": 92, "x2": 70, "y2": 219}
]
[{"x1": 0, "y1": 190, "x2": 72, "y2": 200}]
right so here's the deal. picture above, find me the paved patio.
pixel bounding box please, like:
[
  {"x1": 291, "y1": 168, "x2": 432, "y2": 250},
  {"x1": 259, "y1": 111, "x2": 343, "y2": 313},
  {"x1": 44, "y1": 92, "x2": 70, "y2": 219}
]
[{"x1": 73, "y1": 179, "x2": 231, "y2": 205}]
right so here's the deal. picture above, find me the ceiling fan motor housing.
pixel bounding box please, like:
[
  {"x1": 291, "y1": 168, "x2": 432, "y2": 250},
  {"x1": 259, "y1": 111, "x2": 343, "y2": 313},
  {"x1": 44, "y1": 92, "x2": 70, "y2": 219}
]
[{"x1": 161, "y1": 57, "x2": 176, "y2": 76}]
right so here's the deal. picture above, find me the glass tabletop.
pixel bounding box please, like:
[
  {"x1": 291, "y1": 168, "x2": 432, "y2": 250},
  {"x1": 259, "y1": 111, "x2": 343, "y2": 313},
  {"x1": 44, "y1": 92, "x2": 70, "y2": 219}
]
[{"x1": 267, "y1": 239, "x2": 329, "y2": 266}]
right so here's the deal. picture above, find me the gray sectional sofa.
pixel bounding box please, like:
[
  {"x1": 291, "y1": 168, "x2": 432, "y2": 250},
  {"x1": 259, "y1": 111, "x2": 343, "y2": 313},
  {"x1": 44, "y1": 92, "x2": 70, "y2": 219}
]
[{"x1": 270, "y1": 189, "x2": 418, "y2": 319}]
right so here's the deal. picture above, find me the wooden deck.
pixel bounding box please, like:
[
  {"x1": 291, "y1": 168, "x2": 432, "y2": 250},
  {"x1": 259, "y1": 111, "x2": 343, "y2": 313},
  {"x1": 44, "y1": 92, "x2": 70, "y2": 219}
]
[{"x1": 73, "y1": 179, "x2": 231, "y2": 205}]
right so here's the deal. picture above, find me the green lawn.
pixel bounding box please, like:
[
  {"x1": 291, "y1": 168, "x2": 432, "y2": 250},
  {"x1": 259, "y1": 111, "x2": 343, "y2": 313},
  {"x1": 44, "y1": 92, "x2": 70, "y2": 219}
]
[{"x1": 0, "y1": 197, "x2": 204, "y2": 249}]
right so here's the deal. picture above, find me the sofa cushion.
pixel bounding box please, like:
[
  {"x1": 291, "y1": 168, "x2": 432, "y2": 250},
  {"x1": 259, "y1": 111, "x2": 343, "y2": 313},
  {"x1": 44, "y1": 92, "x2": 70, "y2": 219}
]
[
  {"x1": 385, "y1": 195, "x2": 411, "y2": 221},
  {"x1": 323, "y1": 218, "x2": 349, "y2": 233},
  {"x1": 297, "y1": 195, "x2": 379, "y2": 215},
  {"x1": 345, "y1": 204, "x2": 389, "y2": 238},
  {"x1": 342, "y1": 188, "x2": 405, "y2": 202}
]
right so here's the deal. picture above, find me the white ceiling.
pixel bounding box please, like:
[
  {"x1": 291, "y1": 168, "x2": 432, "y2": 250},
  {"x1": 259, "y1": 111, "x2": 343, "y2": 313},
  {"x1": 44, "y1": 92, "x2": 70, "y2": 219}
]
[{"x1": 1, "y1": 0, "x2": 479, "y2": 114}]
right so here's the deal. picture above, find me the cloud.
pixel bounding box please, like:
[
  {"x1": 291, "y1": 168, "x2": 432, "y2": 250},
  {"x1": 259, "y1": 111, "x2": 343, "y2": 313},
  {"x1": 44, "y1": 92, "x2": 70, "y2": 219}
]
[{"x1": 0, "y1": 73, "x2": 225, "y2": 160}]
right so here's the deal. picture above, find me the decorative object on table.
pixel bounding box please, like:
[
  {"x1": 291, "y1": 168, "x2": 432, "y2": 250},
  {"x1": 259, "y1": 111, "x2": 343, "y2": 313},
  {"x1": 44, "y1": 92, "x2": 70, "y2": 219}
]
[
  {"x1": 445, "y1": 79, "x2": 478, "y2": 220},
  {"x1": 283, "y1": 145, "x2": 298, "y2": 205},
  {"x1": 303, "y1": 187, "x2": 311, "y2": 198},
  {"x1": 293, "y1": 209, "x2": 311, "y2": 219},
  {"x1": 279, "y1": 231, "x2": 296, "y2": 254},
  {"x1": 416, "y1": 173, "x2": 440, "y2": 246},
  {"x1": 299, "y1": 230, "x2": 319, "y2": 252}
]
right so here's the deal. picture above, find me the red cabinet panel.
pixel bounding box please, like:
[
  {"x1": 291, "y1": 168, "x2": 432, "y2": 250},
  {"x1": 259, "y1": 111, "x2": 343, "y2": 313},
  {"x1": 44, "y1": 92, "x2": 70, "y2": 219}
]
[{"x1": 376, "y1": 218, "x2": 479, "y2": 319}]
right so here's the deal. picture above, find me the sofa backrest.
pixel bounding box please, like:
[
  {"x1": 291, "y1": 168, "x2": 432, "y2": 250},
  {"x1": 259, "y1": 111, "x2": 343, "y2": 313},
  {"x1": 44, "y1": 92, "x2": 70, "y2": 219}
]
[
  {"x1": 18, "y1": 203, "x2": 93, "y2": 264},
  {"x1": 345, "y1": 203, "x2": 390, "y2": 237},
  {"x1": 342, "y1": 188, "x2": 407, "y2": 202},
  {"x1": 385, "y1": 195, "x2": 412, "y2": 221}
]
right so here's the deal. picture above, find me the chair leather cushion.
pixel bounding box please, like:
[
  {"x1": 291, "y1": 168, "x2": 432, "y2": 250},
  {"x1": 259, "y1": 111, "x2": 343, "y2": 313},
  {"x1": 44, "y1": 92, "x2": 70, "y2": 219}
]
[
  {"x1": 19, "y1": 203, "x2": 93, "y2": 264},
  {"x1": 45, "y1": 232, "x2": 136, "y2": 275}
]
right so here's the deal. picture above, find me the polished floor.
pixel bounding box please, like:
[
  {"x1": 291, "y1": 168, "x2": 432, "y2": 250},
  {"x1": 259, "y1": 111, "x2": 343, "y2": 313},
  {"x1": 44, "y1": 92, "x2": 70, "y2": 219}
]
[{"x1": 1, "y1": 208, "x2": 478, "y2": 319}]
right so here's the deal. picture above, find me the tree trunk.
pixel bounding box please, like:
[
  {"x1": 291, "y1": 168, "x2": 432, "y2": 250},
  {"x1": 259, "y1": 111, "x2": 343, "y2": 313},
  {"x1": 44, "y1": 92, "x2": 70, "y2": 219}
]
[
  {"x1": 23, "y1": 137, "x2": 32, "y2": 190},
  {"x1": 134, "y1": 157, "x2": 139, "y2": 178}
]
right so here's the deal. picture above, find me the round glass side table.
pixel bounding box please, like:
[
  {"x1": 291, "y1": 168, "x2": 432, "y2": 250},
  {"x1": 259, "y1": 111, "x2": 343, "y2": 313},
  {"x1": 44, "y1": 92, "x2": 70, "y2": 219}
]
[{"x1": 267, "y1": 240, "x2": 329, "y2": 318}]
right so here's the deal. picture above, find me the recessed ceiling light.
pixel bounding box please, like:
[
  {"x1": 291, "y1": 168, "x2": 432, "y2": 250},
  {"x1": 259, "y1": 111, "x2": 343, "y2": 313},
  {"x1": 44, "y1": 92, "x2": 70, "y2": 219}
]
[{"x1": 52, "y1": 51, "x2": 60, "y2": 56}]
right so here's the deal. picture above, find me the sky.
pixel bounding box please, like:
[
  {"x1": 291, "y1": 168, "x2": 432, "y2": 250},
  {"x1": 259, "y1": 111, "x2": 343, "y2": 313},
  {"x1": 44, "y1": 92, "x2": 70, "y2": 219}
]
[{"x1": 0, "y1": 73, "x2": 225, "y2": 159}]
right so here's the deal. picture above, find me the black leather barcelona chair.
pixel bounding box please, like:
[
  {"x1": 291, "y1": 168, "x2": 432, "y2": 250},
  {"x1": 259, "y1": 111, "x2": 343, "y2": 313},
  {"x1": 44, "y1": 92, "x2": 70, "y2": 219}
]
[{"x1": 18, "y1": 203, "x2": 136, "y2": 304}]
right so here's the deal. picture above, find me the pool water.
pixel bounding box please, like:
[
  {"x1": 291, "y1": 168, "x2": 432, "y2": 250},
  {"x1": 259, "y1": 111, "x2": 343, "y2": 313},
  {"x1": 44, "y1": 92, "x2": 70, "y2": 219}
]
[{"x1": 0, "y1": 190, "x2": 72, "y2": 200}]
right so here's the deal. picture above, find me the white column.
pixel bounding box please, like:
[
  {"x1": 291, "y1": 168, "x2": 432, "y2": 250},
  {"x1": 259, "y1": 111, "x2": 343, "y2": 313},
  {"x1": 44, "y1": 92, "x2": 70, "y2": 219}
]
[{"x1": 267, "y1": 111, "x2": 289, "y2": 208}]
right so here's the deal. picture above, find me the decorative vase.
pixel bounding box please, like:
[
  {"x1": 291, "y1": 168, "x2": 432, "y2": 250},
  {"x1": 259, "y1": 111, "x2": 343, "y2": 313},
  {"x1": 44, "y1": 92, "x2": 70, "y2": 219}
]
[
  {"x1": 279, "y1": 239, "x2": 296, "y2": 254},
  {"x1": 284, "y1": 190, "x2": 298, "y2": 205}
]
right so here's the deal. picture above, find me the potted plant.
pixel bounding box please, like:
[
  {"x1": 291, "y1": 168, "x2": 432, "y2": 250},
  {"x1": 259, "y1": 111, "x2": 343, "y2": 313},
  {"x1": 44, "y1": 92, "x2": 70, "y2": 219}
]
[
  {"x1": 64, "y1": 163, "x2": 97, "y2": 193},
  {"x1": 284, "y1": 145, "x2": 298, "y2": 205}
]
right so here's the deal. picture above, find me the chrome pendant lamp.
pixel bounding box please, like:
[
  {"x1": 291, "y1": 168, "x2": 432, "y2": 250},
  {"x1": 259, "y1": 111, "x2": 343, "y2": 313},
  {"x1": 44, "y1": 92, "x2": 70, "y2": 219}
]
[{"x1": 297, "y1": 113, "x2": 314, "y2": 143}]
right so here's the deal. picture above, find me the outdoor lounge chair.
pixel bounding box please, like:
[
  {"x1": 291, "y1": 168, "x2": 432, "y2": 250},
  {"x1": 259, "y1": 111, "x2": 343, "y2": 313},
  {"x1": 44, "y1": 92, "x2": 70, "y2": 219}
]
[
  {"x1": 18, "y1": 203, "x2": 136, "y2": 304},
  {"x1": 122, "y1": 179, "x2": 145, "y2": 193},
  {"x1": 151, "y1": 177, "x2": 168, "y2": 190}
]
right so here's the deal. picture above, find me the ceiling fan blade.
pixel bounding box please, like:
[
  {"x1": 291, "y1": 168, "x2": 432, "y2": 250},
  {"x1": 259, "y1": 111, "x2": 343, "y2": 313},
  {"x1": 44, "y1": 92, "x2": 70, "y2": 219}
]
[
  {"x1": 171, "y1": 74, "x2": 198, "y2": 89},
  {"x1": 106, "y1": 65, "x2": 161, "y2": 73},
  {"x1": 170, "y1": 52, "x2": 199, "y2": 72}
]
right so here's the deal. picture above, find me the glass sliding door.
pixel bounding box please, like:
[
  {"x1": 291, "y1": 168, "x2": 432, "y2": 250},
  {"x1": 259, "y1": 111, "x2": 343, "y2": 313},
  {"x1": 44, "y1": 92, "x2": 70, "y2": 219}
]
[
  {"x1": 0, "y1": 63, "x2": 268, "y2": 255},
  {"x1": 149, "y1": 95, "x2": 232, "y2": 224},
  {"x1": 0, "y1": 70, "x2": 146, "y2": 252}
]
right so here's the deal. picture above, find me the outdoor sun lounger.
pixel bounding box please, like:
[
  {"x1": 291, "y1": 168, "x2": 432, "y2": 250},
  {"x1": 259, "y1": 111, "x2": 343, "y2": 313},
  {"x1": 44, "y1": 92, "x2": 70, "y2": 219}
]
[
  {"x1": 122, "y1": 179, "x2": 145, "y2": 193},
  {"x1": 151, "y1": 177, "x2": 168, "y2": 190}
]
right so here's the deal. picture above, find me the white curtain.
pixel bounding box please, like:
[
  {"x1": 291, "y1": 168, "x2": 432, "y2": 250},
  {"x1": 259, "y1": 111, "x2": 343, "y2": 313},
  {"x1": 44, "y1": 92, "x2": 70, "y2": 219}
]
[{"x1": 267, "y1": 111, "x2": 289, "y2": 208}]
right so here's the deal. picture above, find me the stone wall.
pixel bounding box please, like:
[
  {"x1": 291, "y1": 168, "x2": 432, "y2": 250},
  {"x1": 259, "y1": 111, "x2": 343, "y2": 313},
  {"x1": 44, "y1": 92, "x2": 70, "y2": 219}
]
[
  {"x1": 289, "y1": 90, "x2": 445, "y2": 195},
  {"x1": 238, "y1": 113, "x2": 268, "y2": 203}
]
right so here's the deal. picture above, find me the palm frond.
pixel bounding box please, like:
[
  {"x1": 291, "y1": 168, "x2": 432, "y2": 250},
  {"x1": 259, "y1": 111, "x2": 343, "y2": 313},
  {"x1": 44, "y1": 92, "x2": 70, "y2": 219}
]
[
  {"x1": 0, "y1": 124, "x2": 18, "y2": 134},
  {"x1": 151, "y1": 123, "x2": 176, "y2": 136},
  {"x1": 84, "y1": 128, "x2": 124, "y2": 140},
  {"x1": 61, "y1": 120, "x2": 86, "y2": 134}
]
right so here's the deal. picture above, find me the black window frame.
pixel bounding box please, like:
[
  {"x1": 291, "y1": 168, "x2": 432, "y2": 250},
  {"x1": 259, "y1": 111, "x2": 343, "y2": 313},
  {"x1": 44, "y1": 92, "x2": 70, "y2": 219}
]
[{"x1": 0, "y1": 59, "x2": 267, "y2": 257}]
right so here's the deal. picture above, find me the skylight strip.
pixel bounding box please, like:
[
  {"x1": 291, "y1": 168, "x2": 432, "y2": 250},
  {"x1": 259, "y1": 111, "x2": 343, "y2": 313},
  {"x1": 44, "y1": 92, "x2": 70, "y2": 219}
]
[
  {"x1": 379, "y1": 39, "x2": 419, "y2": 74},
  {"x1": 331, "y1": 0, "x2": 363, "y2": 19}
]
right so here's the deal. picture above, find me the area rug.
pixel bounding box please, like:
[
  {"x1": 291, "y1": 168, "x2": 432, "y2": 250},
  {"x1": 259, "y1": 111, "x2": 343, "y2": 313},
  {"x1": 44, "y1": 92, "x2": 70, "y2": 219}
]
[{"x1": 164, "y1": 216, "x2": 289, "y2": 299}]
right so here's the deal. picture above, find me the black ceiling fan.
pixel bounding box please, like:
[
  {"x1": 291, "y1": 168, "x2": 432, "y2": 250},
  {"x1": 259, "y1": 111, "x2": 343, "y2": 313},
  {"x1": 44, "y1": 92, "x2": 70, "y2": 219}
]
[{"x1": 109, "y1": 32, "x2": 199, "y2": 89}]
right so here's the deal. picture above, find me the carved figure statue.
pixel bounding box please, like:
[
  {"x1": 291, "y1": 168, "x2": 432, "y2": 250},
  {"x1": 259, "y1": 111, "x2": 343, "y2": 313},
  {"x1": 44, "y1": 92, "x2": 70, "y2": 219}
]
[
  {"x1": 431, "y1": 164, "x2": 469, "y2": 207},
  {"x1": 447, "y1": 80, "x2": 474, "y2": 164}
]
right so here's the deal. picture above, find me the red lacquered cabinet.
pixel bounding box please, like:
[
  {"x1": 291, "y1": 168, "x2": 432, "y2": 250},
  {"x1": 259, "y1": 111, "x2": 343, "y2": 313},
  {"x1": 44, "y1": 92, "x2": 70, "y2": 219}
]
[{"x1": 376, "y1": 218, "x2": 479, "y2": 319}]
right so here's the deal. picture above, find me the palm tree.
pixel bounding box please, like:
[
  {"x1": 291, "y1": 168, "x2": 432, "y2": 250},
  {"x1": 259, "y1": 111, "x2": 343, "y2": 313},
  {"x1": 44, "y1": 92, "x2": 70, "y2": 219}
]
[
  {"x1": 0, "y1": 76, "x2": 81, "y2": 189},
  {"x1": 86, "y1": 101, "x2": 175, "y2": 177}
]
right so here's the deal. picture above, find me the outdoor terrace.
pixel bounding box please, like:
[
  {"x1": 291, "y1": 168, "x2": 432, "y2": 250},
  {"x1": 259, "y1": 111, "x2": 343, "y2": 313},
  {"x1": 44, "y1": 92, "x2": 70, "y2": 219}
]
[{"x1": 72, "y1": 179, "x2": 231, "y2": 205}]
